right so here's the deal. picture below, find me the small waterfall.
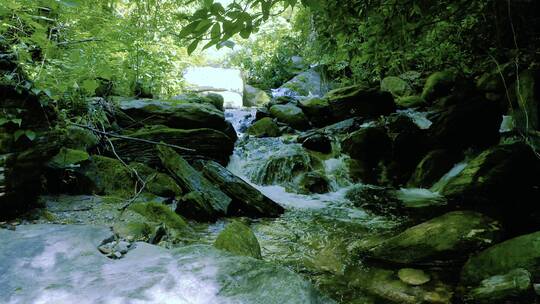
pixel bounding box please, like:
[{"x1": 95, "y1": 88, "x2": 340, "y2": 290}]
[{"x1": 430, "y1": 160, "x2": 468, "y2": 193}]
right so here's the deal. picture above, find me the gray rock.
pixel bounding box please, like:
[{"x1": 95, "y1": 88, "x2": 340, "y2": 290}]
[
  {"x1": 194, "y1": 160, "x2": 284, "y2": 218},
  {"x1": 0, "y1": 224, "x2": 332, "y2": 303}
]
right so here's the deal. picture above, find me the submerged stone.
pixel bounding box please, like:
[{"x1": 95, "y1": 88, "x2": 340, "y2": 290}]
[
  {"x1": 464, "y1": 268, "x2": 533, "y2": 303},
  {"x1": 348, "y1": 267, "x2": 452, "y2": 304},
  {"x1": 215, "y1": 221, "x2": 262, "y2": 259},
  {"x1": 367, "y1": 211, "x2": 502, "y2": 265}
]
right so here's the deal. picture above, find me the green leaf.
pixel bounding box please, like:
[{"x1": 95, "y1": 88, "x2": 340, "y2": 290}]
[
  {"x1": 240, "y1": 27, "x2": 252, "y2": 39},
  {"x1": 14, "y1": 130, "x2": 36, "y2": 141},
  {"x1": 82, "y1": 79, "x2": 99, "y2": 94},
  {"x1": 195, "y1": 19, "x2": 213, "y2": 33},
  {"x1": 178, "y1": 21, "x2": 201, "y2": 39},
  {"x1": 210, "y1": 23, "x2": 221, "y2": 40},
  {"x1": 187, "y1": 39, "x2": 200, "y2": 55}
]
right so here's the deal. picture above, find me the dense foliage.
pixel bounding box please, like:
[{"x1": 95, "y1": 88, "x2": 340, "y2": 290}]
[{"x1": 0, "y1": 0, "x2": 206, "y2": 106}]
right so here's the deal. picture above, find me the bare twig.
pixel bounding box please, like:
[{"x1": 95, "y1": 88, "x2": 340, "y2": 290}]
[{"x1": 70, "y1": 122, "x2": 196, "y2": 152}]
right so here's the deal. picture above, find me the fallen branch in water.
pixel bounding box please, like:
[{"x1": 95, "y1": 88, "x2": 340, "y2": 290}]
[{"x1": 70, "y1": 123, "x2": 196, "y2": 152}]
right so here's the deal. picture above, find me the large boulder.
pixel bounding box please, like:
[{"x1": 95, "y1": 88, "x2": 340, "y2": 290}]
[
  {"x1": 298, "y1": 97, "x2": 332, "y2": 127},
  {"x1": 112, "y1": 126, "x2": 235, "y2": 165},
  {"x1": 301, "y1": 133, "x2": 332, "y2": 154},
  {"x1": 244, "y1": 84, "x2": 271, "y2": 106},
  {"x1": 366, "y1": 211, "x2": 502, "y2": 265},
  {"x1": 158, "y1": 146, "x2": 231, "y2": 221},
  {"x1": 407, "y1": 150, "x2": 461, "y2": 188},
  {"x1": 276, "y1": 68, "x2": 325, "y2": 98},
  {"x1": 115, "y1": 99, "x2": 235, "y2": 138},
  {"x1": 324, "y1": 84, "x2": 396, "y2": 124},
  {"x1": 384, "y1": 115, "x2": 429, "y2": 185},
  {"x1": 247, "y1": 117, "x2": 281, "y2": 138},
  {"x1": 214, "y1": 221, "x2": 262, "y2": 259},
  {"x1": 194, "y1": 160, "x2": 284, "y2": 218},
  {"x1": 428, "y1": 98, "x2": 502, "y2": 150},
  {"x1": 441, "y1": 142, "x2": 540, "y2": 230},
  {"x1": 461, "y1": 231, "x2": 540, "y2": 285},
  {"x1": 251, "y1": 145, "x2": 317, "y2": 186},
  {"x1": 0, "y1": 224, "x2": 332, "y2": 304},
  {"x1": 269, "y1": 103, "x2": 310, "y2": 130},
  {"x1": 341, "y1": 127, "x2": 392, "y2": 183}
]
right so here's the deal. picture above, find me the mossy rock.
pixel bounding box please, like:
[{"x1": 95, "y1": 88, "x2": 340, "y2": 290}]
[
  {"x1": 269, "y1": 103, "x2": 310, "y2": 131},
  {"x1": 64, "y1": 126, "x2": 99, "y2": 151},
  {"x1": 298, "y1": 97, "x2": 332, "y2": 127},
  {"x1": 113, "y1": 221, "x2": 154, "y2": 241},
  {"x1": 129, "y1": 162, "x2": 182, "y2": 197},
  {"x1": 76, "y1": 155, "x2": 135, "y2": 196},
  {"x1": 130, "y1": 202, "x2": 189, "y2": 231},
  {"x1": 247, "y1": 117, "x2": 281, "y2": 137},
  {"x1": 214, "y1": 221, "x2": 262, "y2": 259},
  {"x1": 396, "y1": 96, "x2": 426, "y2": 108},
  {"x1": 297, "y1": 172, "x2": 330, "y2": 194},
  {"x1": 461, "y1": 231, "x2": 540, "y2": 285},
  {"x1": 421, "y1": 71, "x2": 456, "y2": 102},
  {"x1": 381, "y1": 76, "x2": 413, "y2": 97},
  {"x1": 129, "y1": 202, "x2": 192, "y2": 241},
  {"x1": 367, "y1": 211, "x2": 502, "y2": 265},
  {"x1": 48, "y1": 148, "x2": 89, "y2": 169}
]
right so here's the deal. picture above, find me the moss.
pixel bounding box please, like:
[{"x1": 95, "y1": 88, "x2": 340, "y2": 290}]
[
  {"x1": 269, "y1": 104, "x2": 310, "y2": 130},
  {"x1": 369, "y1": 211, "x2": 502, "y2": 264},
  {"x1": 214, "y1": 221, "x2": 262, "y2": 259},
  {"x1": 113, "y1": 221, "x2": 154, "y2": 241},
  {"x1": 64, "y1": 126, "x2": 99, "y2": 151},
  {"x1": 129, "y1": 162, "x2": 182, "y2": 197},
  {"x1": 325, "y1": 84, "x2": 369, "y2": 101},
  {"x1": 48, "y1": 148, "x2": 89, "y2": 169},
  {"x1": 247, "y1": 117, "x2": 281, "y2": 137},
  {"x1": 421, "y1": 71, "x2": 456, "y2": 102},
  {"x1": 461, "y1": 231, "x2": 540, "y2": 285},
  {"x1": 79, "y1": 155, "x2": 135, "y2": 197},
  {"x1": 381, "y1": 76, "x2": 413, "y2": 97},
  {"x1": 129, "y1": 202, "x2": 190, "y2": 232},
  {"x1": 396, "y1": 96, "x2": 426, "y2": 108}
]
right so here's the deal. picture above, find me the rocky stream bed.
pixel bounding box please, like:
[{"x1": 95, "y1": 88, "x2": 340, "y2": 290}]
[{"x1": 1, "y1": 65, "x2": 540, "y2": 304}]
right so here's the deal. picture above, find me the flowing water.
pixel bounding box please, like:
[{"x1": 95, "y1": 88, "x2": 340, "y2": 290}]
[{"x1": 194, "y1": 109, "x2": 406, "y2": 302}]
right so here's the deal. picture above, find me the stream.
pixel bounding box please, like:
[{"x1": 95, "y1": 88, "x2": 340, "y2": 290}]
[{"x1": 189, "y1": 108, "x2": 412, "y2": 302}]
